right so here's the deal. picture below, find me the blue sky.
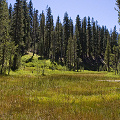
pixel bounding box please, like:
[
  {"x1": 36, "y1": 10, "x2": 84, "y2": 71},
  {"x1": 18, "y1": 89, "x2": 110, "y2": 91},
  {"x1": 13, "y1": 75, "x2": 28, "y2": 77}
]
[{"x1": 7, "y1": 0, "x2": 119, "y2": 33}]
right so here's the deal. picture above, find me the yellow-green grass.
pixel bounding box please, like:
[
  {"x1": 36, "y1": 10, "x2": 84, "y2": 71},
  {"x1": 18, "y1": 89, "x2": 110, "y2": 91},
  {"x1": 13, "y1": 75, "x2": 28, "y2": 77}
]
[
  {"x1": 1, "y1": 53, "x2": 120, "y2": 119},
  {"x1": 0, "y1": 73, "x2": 120, "y2": 119}
]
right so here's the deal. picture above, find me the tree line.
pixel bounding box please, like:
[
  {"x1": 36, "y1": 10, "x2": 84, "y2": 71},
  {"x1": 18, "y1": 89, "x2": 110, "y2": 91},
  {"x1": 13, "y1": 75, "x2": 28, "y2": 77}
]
[{"x1": 0, "y1": 0, "x2": 119, "y2": 74}]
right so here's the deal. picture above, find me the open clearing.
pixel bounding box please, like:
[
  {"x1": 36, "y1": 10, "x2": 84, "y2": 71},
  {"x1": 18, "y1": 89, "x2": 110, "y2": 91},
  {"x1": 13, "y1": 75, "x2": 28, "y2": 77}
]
[
  {"x1": 0, "y1": 72, "x2": 120, "y2": 120},
  {"x1": 0, "y1": 54, "x2": 120, "y2": 119}
]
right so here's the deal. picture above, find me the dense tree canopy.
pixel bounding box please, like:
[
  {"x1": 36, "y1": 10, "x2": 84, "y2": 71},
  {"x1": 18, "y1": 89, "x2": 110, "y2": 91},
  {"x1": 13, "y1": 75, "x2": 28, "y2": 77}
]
[{"x1": 0, "y1": 0, "x2": 119, "y2": 74}]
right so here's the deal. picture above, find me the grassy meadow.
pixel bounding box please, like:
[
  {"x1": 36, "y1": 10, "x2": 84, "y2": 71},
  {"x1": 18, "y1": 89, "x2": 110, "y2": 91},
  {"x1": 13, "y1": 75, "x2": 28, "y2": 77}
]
[{"x1": 0, "y1": 53, "x2": 120, "y2": 120}]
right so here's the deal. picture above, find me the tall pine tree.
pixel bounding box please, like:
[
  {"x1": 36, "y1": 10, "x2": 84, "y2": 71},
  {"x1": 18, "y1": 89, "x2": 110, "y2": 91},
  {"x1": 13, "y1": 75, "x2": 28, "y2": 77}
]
[
  {"x1": 111, "y1": 26, "x2": 118, "y2": 53},
  {"x1": 86, "y1": 16, "x2": 92, "y2": 57},
  {"x1": 100, "y1": 26, "x2": 105, "y2": 55},
  {"x1": 66, "y1": 34, "x2": 73, "y2": 70},
  {"x1": 63, "y1": 12, "x2": 70, "y2": 64},
  {"x1": 54, "y1": 16, "x2": 63, "y2": 62},
  {"x1": 22, "y1": 0, "x2": 31, "y2": 54},
  {"x1": 91, "y1": 18, "x2": 96, "y2": 56},
  {"x1": 0, "y1": 0, "x2": 11, "y2": 74},
  {"x1": 38, "y1": 11, "x2": 45, "y2": 57},
  {"x1": 104, "y1": 34, "x2": 111, "y2": 72},
  {"x1": 82, "y1": 17, "x2": 87, "y2": 58},
  {"x1": 33, "y1": 9, "x2": 39, "y2": 56},
  {"x1": 28, "y1": 0, "x2": 33, "y2": 48},
  {"x1": 11, "y1": 0, "x2": 24, "y2": 70},
  {"x1": 45, "y1": 6, "x2": 53, "y2": 58}
]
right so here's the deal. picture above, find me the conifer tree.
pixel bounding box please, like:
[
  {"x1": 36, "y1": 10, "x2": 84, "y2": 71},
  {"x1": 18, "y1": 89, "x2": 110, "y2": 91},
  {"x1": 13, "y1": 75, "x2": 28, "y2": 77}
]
[
  {"x1": 82, "y1": 17, "x2": 87, "y2": 58},
  {"x1": 73, "y1": 34, "x2": 79, "y2": 71},
  {"x1": 0, "y1": 0, "x2": 11, "y2": 74},
  {"x1": 28, "y1": 0, "x2": 33, "y2": 47},
  {"x1": 22, "y1": 0, "x2": 31, "y2": 54},
  {"x1": 50, "y1": 29, "x2": 56, "y2": 62},
  {"x1": 97, "y1": 26, "x2": 101, "y2": 55},
  {"x1": 49, "y1": 14, "x2": 54, "y2": 59},
  {"x1": 103, "y1": 27, "x2": 109, "y2": 54},
  {"x1": 100, "y1": 26, "x2": 105, "y2": 55},
  {"x1": 10, "y1": 0, "x2": 24, "y2": 70},
  {"x1": 104, "y1": 34, "x2": 111, "y2": 72},
  {"x1": 66, "y1": 34, "x2": 73, "y2": 70},
  {"x1": 59, "y1": 22, "x2": 64, "y2": 63},
  {"x1": 38, "y1": 11, "x2": 45, "y2": 57},
  {"x1": 54, "y1": 16, "x2": 64, "y2": 62},
  {"x1": 113, "y1": 45, "x2": 119, "y2": 74},
  {"x1": 9, "y1": 3, "x2": 13, "y2": 34},
  {"x1": 66, "y1": 17, "x2": 74, "y2": 69},
  {"x1": 69, "y1": 17, "x2": 73, "y2": 38},
  {"x1": 111, "y1": 26, "x2": 118, "y2": 53},
  {"x1": 95, "y1": 23, "x2": 99, "y2": 56},
  {"x1": 8, "y1": 3, "x2": 16, "y2": 74},
  {"x1": 95, "y1": 23, "x2": 101, "y2": 71},
  {"x1": 9, "y1": 3, "x2": 12, "y2": 20},
  {"x1": 91, "y1": 18, "x2": 96, "y2": 56},
  {"x1": 33, "y1": 9, "x2": 39, "y2": 56},
  {"x1": 75, "y1": 15, "x2": 82, "y2": 58},
  {"x1": 66, "y1": 33, "x2": 78, "y2": 70},
  {"x1": 45, "y1": 6, "x2": 53, "y2": 58},
  {"x1": 86, "y1": 16, "x2": 92, "y2": 57},
  {"x1": 63, "y1": 12, "x2": 70, "y2": 64}
]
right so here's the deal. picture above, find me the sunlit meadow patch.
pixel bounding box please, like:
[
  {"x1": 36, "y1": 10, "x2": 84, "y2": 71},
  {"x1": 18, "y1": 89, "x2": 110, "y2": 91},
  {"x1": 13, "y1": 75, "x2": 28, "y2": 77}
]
[{"x1": 0, "y1": 73, "x2": 120, "y2": 119}]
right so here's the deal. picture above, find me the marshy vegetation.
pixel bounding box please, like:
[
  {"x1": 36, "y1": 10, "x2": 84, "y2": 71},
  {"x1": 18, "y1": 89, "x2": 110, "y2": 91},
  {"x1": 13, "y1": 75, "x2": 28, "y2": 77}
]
[
  {"x1": 1, "y1": 74, "x2": 120, "y2": 119},
  {"x1": 1, "y1": 54, "x2": 120, "y2": 119}
]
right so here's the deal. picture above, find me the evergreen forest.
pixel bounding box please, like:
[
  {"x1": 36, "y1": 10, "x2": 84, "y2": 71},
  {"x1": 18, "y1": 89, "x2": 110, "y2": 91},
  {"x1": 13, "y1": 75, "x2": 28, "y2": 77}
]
[{"x1": 0, "y1": 0, "x2": 120, "y2": 74}]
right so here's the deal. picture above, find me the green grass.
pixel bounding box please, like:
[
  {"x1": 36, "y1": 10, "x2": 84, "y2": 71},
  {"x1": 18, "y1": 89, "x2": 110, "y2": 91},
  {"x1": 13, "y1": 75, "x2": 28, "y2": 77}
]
[
  {"x1": 1, "y1": 53, "x2": 120, "y2": 119},
  {"x1": 11, "y1": 53, "x2": 119, "y2": 78},
  {"x1": 1, "y1": 74, "x2": 120, "y2": 119}
]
